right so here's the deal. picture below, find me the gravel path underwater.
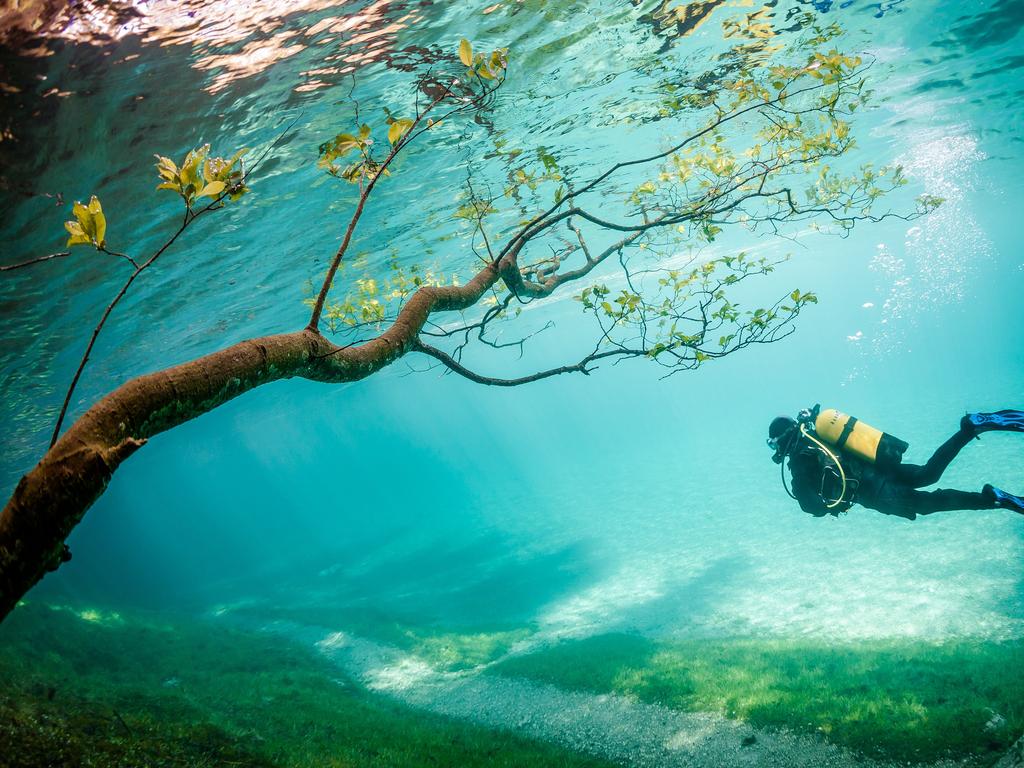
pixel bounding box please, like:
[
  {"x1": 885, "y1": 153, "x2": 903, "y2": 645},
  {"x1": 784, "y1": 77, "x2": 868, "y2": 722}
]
[{"x1": 260, "y1": 620, "x2": 980, "y2": 768}]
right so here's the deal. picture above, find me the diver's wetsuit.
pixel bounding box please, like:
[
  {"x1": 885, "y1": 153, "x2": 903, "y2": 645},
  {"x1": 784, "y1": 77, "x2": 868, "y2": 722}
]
[{"x1": 788, "y1": 425, "x2": 995, "y2": 520}]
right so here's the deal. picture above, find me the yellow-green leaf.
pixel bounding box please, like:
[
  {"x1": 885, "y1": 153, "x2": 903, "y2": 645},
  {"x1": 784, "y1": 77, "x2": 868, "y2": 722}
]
[
  {"x1": 155, "y1": 155, "x2": 179, "y2": 181},
  {"x1": 387, "y1": 118, "x2": 413, "y2": 145},
  {"x1": 179, "y1": 144, "x2": 209, "y2": 188},
  {"x1": 64, "y1": 221, "x2": 90, "y2": 247},
  {"x1": 86, "y1": 196, "x2": 105, "y2": 245},
  {"x1": 458, "y1": 38, "x2": 473, "y2": 67},
  {"x1": 198, "y1": 180, "x2": 226, "y2": 198},
  {"x1": 225, "y1": 147, "x2": 249, "y2": 169},
  {"x1": 72, "y1": 200, "x2": 98, "y2": 242},
  {"x1": 72, "y1": 200, "x2": 89, "y2": 223}
]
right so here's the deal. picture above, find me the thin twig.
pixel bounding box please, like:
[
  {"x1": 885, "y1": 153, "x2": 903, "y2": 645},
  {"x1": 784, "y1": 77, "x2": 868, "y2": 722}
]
[
  {"x1": 413, "y1": 338, "x2": 592, "y2": 386},
  {"x1": 49, "y1": 125, "x2": 296, "y2": 445},
  {"x1": 307, "y1": 82, "x2": 459, "y2": 331},
  {"x1": 0, "y1": 252, "x2": 71, "y2": 272}
]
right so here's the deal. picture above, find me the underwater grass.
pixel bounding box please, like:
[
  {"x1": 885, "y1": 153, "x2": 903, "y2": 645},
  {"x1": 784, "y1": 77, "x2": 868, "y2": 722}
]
[
  {"x1": 226, "y1": 601, "x2": 533, "y2": 672},
  {"x1": 0, "y1": 602, "x2": 614, "y2": 768},
  {"x1": 489, "y1": 632, "x2": 1024, "y2": 765}
]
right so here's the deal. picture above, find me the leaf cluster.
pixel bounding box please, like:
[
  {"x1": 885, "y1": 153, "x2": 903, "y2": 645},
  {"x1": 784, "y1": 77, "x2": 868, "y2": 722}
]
[
  {"x1": 317, "y1": 116, "x2": 416, "y2": 184},
  {"x1": 458, "y1": 39, "x2": 509, "y2": 81},
  {"x1": 574, "y1": 252, "x2": 814, "y2": 370},
  {"x1": 64, "y1": 196, "x2": 106, "y2": 248},
  {"x1": 155, "y1": 145, "x2": 249, "y2": 207},
  {"x1": 305, "y1": 257, "x2": 460, "y2": 334}
]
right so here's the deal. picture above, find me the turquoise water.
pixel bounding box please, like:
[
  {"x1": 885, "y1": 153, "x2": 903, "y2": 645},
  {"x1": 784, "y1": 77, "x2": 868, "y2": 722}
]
[{"x1": 1, "y1": 1, "x2": 1023, "y2": 765}]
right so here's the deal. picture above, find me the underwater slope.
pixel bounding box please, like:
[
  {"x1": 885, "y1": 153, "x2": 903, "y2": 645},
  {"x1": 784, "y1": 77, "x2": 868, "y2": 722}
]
[
  {"x1": 264, "y1": 618, "x2": 1021, "y2": 768},
  {"x1": 0, "y1": 602, "x2": 615, "y2": 768}
]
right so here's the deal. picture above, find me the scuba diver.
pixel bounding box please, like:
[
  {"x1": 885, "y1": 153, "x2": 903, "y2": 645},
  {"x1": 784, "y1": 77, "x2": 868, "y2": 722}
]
[{"x1": 767, "y1": 405, "x2": 1024, "y2": 519}]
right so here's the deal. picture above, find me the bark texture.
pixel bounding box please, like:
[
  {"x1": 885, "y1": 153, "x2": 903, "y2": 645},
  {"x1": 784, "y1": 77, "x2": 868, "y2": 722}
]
[{"x1": 0, "y1": 261, "x2": 502, "y2": 620}]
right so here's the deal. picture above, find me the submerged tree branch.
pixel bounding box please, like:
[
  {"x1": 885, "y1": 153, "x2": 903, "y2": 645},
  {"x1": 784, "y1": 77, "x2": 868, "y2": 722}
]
[
  {"x1": 412, "y1": 339, "x2": 591, "y2": 386},
  {"x1": 50, "y1": 198, "x2": 225, "y2": 447},
  {"x1": 0, "y1": 38, "x2": 922, "y2": 624},
  {"x1": 0, "y1": 252, "x2": 71, "y2": 272},
  {"x1": 0, "y1": 256, "x2": 505, "y2": 621},
  {"x1": 307, "y1": 72, "x2": 506, "y2": 331}
]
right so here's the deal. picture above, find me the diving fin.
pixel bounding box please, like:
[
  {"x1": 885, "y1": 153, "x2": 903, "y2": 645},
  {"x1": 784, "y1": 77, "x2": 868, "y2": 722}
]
[
  {"x1": 963, "y1": 409, "x2": 1024, "y2": 435},
  {"x1": 983, "y1": 484, "x2": 1024, "y2": 514}
]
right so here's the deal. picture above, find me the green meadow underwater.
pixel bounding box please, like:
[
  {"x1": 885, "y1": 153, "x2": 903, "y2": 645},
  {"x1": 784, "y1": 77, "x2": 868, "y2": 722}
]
[{"x1": 1, "y1": 0, "x2": 1023, "y2": 765}]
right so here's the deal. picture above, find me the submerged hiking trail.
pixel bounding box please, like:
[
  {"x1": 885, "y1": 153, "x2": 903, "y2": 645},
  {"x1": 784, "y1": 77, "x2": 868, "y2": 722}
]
[{"x1": 252, "y1": 619, "x2": 976, "y2": 768}]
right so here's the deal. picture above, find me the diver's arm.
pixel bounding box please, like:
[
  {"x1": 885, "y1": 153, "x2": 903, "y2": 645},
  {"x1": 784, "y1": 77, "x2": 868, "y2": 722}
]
[
  {"x1": 789, "y1": 451, "x2": 830, "y2": 517},
  {"x1": 796, "y1": 492, "x2": 830, "y2": 517}
]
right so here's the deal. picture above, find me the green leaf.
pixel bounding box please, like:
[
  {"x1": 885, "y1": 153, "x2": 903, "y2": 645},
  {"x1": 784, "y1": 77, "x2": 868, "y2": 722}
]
[{"x1": 459, "y1": 38, "x2": 473, "y2": 67}]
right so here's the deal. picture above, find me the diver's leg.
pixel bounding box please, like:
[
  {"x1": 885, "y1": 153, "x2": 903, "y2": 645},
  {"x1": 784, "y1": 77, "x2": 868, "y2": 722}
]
[
  {"x1": 890, "y1": 426, "x2": 974, "y2": 488},
  {"x1": 903, "y1": 488, "x2": 996, "y2": 517}
]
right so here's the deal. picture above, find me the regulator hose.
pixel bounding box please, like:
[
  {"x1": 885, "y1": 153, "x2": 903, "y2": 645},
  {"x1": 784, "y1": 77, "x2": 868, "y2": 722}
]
[{"x1": 798, "y1": 423, "x2": 848, "y2": 509}]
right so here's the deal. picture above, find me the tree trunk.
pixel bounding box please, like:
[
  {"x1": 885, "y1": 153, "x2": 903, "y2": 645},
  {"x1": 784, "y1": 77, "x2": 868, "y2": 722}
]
[{"x1": 0, "y1": 261, "x2": 503, "y2": 621}]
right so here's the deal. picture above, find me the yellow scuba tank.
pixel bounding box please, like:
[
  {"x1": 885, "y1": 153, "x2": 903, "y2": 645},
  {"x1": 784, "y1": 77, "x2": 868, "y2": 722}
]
[{"x1": 814, "y1": 407, "x2": 909, "y2": 469}]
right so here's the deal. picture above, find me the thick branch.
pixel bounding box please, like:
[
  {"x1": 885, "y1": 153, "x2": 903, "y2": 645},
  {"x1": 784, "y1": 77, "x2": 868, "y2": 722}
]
[
  {"x1": 504, "y1": 227, "x2": 646, "y2": 299},
  {"x1": 0, "y1": 259, "x2": 504, "y2": 621},
  {"x1": 0, "y1": 56, "x2": 889, "y2": 625},
  {"x1": 412, "y1": 339, "x2": 590, "y2": 386}
]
